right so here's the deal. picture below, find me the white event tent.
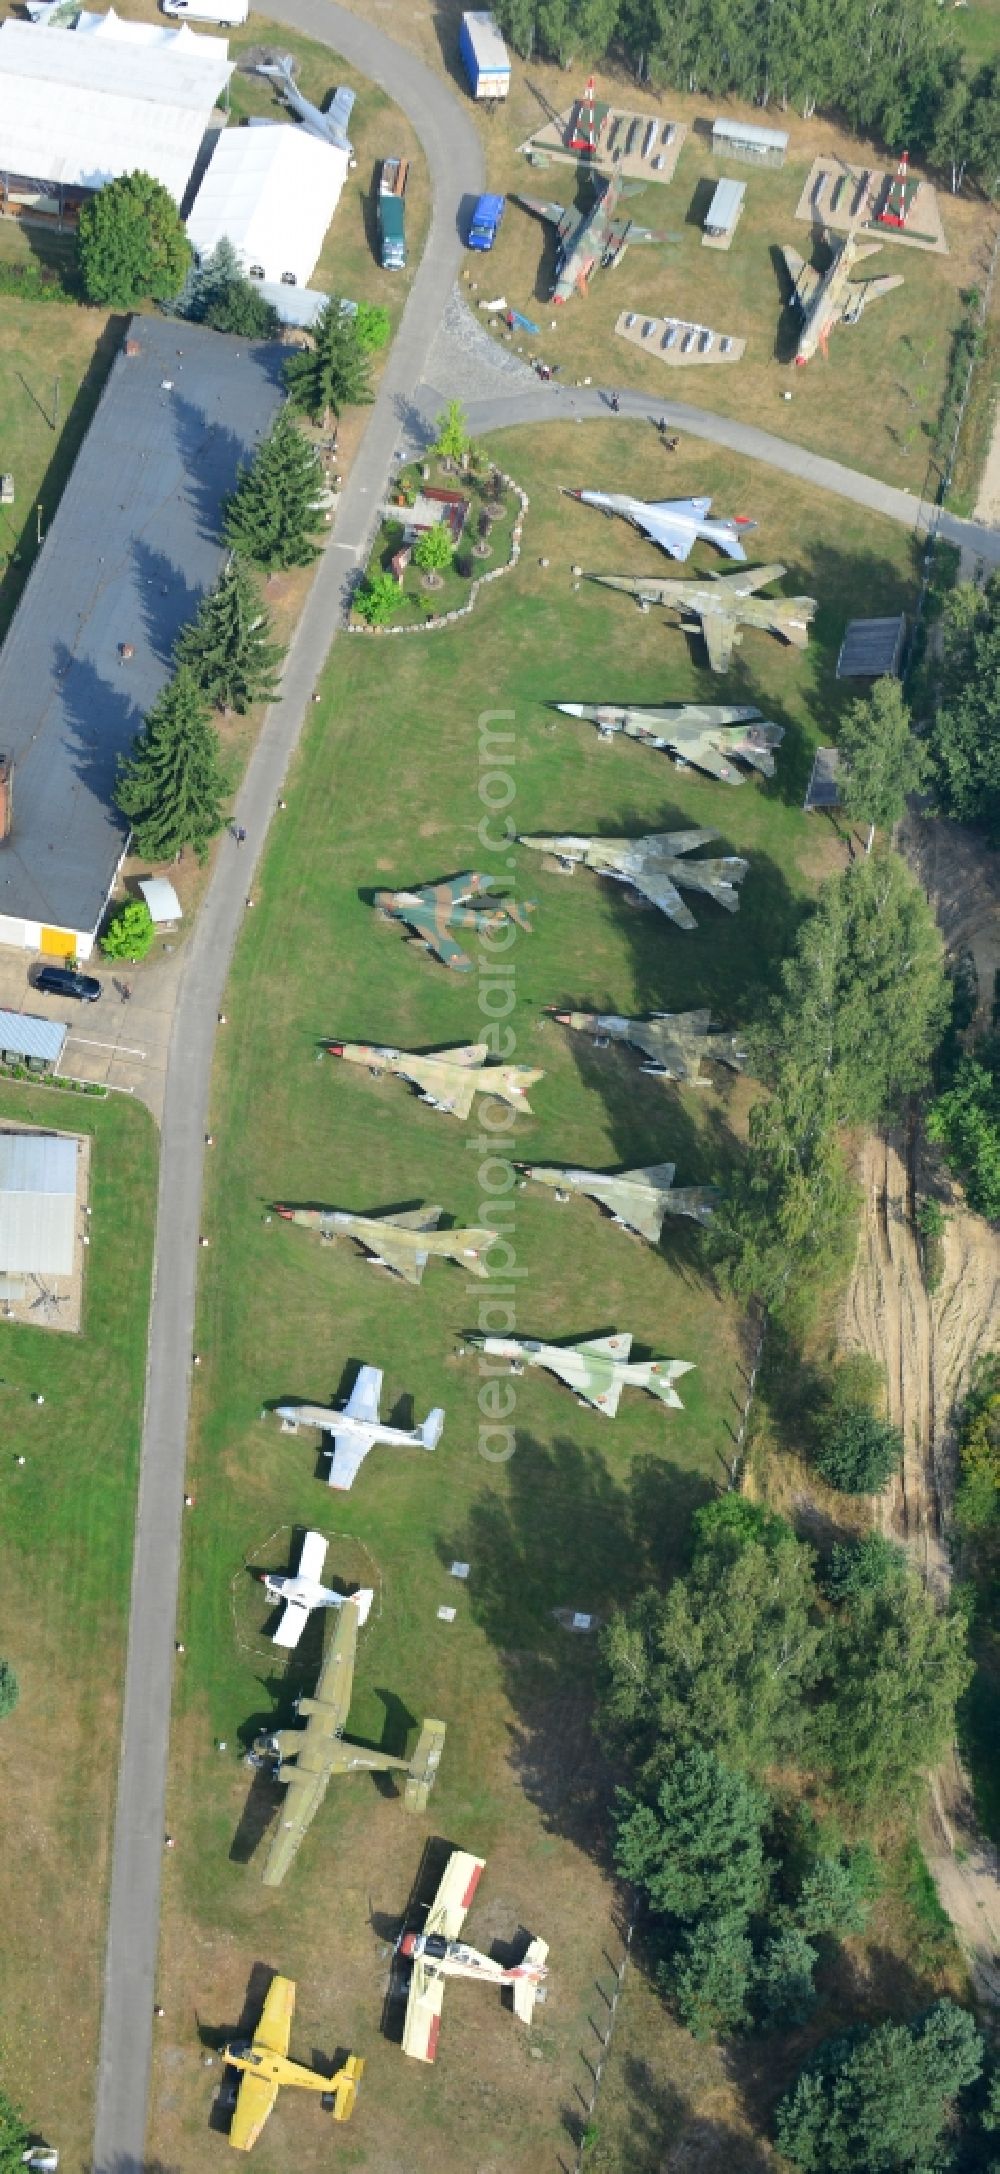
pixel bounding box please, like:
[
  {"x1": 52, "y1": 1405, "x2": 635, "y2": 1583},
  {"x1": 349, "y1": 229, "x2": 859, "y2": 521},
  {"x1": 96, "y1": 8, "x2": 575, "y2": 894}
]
[{"x1": 186, "y1": 123, "x2": 348, "y2": 290}]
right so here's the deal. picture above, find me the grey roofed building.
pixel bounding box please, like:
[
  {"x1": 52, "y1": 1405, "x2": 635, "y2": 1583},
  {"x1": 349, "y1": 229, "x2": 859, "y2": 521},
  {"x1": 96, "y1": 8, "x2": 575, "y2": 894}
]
[
  {"x1": 0, "y1": 1130, "x2": 78, "y2": 1274},
  {"x1": 0, "y1": 1009, "x2": 67, "y2": 1070},
  {"x1": 836, "y1": 614, "x2": 907, "y2": 679},
  {"x1": 0, "y1": 315, "x2": 285, "y2": 958}
]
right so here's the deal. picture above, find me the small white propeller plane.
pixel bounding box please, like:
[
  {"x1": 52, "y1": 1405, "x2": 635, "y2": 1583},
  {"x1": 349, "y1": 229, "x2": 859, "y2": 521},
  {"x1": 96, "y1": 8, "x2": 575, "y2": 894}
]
[
  {"x1": 261, "y1": 1530, "x2": 373, "y2": 1649},
  {"x1": 399, "y1": 1850, "x2": 548, "y2": 2063},
  {"x1": 276, "y1": 1364, "x2": 445, "y2": 1490}
]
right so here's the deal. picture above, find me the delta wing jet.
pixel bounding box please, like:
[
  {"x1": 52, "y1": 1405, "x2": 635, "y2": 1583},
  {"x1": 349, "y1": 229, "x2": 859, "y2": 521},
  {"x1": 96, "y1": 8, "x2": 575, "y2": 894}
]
[
  {"x1": 515, "y1": 167, "x2": 674, "y2": 304},
  {"x1": 469, "y1": 1331, "x2": 695, "y2": 1415},
  {"x1": 518, "y1": 1160, "x2": 716, "y2": 1236},
  {"x1": 276, "y1": 1363, "x2": 445, "y2": 1490},
  {"x1": 566, "y1": 488, "x2": 756, "y2": 561},
  {"x1": 520, "y1": 828, "x2": 747, "y2": 929},
  {"x1": 261, "y1": 1529, "x2": 374, "y2": 1649},
  {"x1": 399, "y1": 1851, "x2": 548, "y2": 2062},
  {"x1": 549, "y1": 1007, "x2": 748, "y2": 1086},
  {"x1": 224, "y1": 1975, "x2": 363, "y2": 2151},
  {"x1": 326, "y1": 1038, "x2": 543, "y2": 1119},
  {"x1": 372, "y1": 872, "x2": 536, "y2": 972},
  {"x1": 252, "y1": 1598, "x2": 446, "y2": 1887},
  {"x1": 256, "y1": 58, "x2": 356, "y2": 155},
  {"x1": 555, "y1": 700, "x2": 784, "y2": 782},
  {"x1": 273, "y1": 1203, "x2": 496, "y2": 1283},
  {"x1": 783, "y1": 226, "x2": 904, "y2": 364},
  {"x1": 589, "y1": 563, "x2": 817, "y2": 672}
]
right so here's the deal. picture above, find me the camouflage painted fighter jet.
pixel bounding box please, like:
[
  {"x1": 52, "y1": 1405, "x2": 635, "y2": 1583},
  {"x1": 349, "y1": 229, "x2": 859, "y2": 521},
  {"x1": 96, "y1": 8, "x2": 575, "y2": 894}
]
[
  {"x1": 520, "y1": 828, "x2": 747, "y2": 929},
  {"x1": 469, "y1": 1331, "x2": 695, "y2": 1415},
  {"x1": 325, "y1": 1038, "x2": 543, "y2": 1119},
  {"x1": 255, "y1": 57, "x2": 356, "y2": 155},
  {"x1": 224, "y1": 1976, "x2": 362, "y2": 2151},
  {"x1": 565, "y1": 488, "x2": 757, "y2": 561},
  {"x1": 275, "y1": 1363, "x2": 445, "y2": 1491},
  {"x1": 372, "y1": 872, "x2": 536, "y2": 972},
  {"x1": 273, "y1": 1203, "x2": 496, "y2": 1283},
  {"x1": 514, "y1": 167, "x2": 674, "y2": 304},
  {"x1": 549, "y1": 1007, "x2": 747, "y2": 1086},
  {"x1": 782, "y1": 226, "x2": 904, "y2": 364},
  {"x1": 399, "y1": 1851, "x2": 548, "y2": 2062},
  {"x1": 251, "y1": 1598, "x2": 446, "y2": 1888},
  {"x1": 589, "y1": 564, "x2": 817, "y2": 673},
  {"x1": 518, "y1": 1159, "x2": 716, "y2": 1235},
  {"x1": 555, "y1": 700, "x2": 784, "y2": 783}
]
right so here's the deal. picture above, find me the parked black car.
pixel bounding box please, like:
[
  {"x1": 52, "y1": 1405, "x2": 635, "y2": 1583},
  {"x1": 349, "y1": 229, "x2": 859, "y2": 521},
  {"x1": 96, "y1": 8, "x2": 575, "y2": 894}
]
[{"x1": 34, "y1": 963, "x2": 101, "y2": 1003}]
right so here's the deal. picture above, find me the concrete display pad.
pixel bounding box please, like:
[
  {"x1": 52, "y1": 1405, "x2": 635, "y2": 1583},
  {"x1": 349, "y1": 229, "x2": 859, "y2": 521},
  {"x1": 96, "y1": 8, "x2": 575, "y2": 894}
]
[
  {"x1": 794, "y1": 157, "x2": 949, "y2": 255},
  {"x1": 616, "y1": 308, "x2": 745, "y2": 365},
  {"x1": 519, "y1": 105, "x2": 687, "y2": 185}
]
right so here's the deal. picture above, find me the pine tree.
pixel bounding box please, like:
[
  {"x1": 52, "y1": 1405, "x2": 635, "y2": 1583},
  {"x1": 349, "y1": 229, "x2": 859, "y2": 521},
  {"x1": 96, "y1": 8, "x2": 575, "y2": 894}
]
[
  {"x1": 115, "y1": 666, "x2": 228, "y2": 863},
  {"x1": 284, "y1": 301, "x2": 374, "y2": 424},
  {"x1": 224, "y1": 410, "x2": 325, "y2": 572},
  {"x1": 179, "y1": 237, "x2": 280, "y2": 338},
  {"x1": 176, "y1": 557, "x2": 285, "y2": 714}
]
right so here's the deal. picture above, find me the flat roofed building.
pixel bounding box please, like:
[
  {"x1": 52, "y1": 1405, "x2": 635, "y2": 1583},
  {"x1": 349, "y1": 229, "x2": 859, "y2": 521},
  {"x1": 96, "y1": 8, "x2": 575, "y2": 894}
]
[
  {"x1": 0, "y1": 11, "x2": 232, "y2": 211},
  {"x1": 704, "y1": 177, "x2": 745, "y2": 236},
  {"x1": 0, "y1": 1130, "x2": 78, "y2": 1275},
  {"x1": 836, "y1": 614, "x2": 907, "y2": 679},
  {"x1": 0, "y1": 315, "x2": 285, "y2": 961},
  {"x1": 711, "y1": 116, "x2": 788, "y2": 166},
  {"x1": 0, "y1": 1010, "x2": 67, "y2": 1072},
  {"x1": 186, "y1": 123, "x2": 348, "y2": 290}
]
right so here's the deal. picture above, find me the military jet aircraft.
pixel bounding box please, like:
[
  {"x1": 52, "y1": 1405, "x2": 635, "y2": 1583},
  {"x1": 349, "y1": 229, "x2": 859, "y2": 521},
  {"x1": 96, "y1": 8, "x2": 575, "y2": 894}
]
[
  {"x1": 555, "y1": 700, "x2": 784, "y2": 783},
  {"x1": 549, "y1": 1007, "x2": 748, "y2": 1086},
  {"x1": 225, "y1": 1976, "x2": 362, "y2": 2150},
  {"x1": 399, "y1": 1851, "x2": 548, "y2": 2062},
  {"x1": 782, "y1": 226, "x2": 904, "y2": 364},
  {"x1": 515, "y1": 167, "x2": 674, "y2": 304},
  {"x1": 274, "y1": 1203, "x2": 496, "y2": 1283},
  {"x1": 518, "y1": 1160, "x2": 716, "y2": 1236},
  {"x1": 372, "y1": 872, "x2": 536, "y2": 972},
  {"x1": 276, "y1": 1363, "x2": 445, "y2": 1491},
  {"x1": 252, "y1": 1598, "x2": 446, "y2": 1888},
  {"x1": 256, "y1": 58, "x2": 356, "y2": 156},
  {"x1": 469, "y1": 1331, "x2": 695, "y2": 1416},
  {"x1": 566, "y1": 488, "x2": 757, "y2": 562},
  {"x1": 260, "y1": 1530, "x2": 373, "y2": 1650},
  {"x1": 590, "y1": 563, "x2": 817, "y2": 673},
  {"x1": 326, "y1": 1038, "x2": 543, "y2": 1120},
  {"x1": 520, "y1": 828, "x2": 747, "y2": 929}
]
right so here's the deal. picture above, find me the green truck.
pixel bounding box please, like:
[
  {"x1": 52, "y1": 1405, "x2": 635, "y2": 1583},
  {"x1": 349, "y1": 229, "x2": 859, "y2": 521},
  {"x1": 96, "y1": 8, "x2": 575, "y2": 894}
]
[{"x1": 378, "y1": 156, "x2": 408, "y2": 270}]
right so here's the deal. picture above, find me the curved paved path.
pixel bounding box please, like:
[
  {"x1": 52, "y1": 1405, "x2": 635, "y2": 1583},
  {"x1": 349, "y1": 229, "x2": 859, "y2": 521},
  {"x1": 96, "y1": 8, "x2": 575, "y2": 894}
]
[
  {"x1": 90, "y1": 15, "x2": 482, "y2": 2173},
  {"x1": 92, "y1": 11, "x2": 999, "y2": 2167}
]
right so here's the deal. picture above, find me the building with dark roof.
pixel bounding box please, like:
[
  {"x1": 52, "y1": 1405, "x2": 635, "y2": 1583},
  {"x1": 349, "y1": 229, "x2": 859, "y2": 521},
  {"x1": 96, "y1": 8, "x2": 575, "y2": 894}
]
[
  {"x1": 836, "y1": 614, "x2": 907, "y2": 680},
  {"x1": 0, "y1": 314, "x2": 285, "y2": 960}
]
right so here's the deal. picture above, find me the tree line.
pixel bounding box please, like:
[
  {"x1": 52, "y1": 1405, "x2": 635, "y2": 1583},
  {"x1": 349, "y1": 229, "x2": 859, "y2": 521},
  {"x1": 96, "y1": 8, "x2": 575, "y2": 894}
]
[{"x1": 494, "y1": 0, "x2": 999, "y2": 195}]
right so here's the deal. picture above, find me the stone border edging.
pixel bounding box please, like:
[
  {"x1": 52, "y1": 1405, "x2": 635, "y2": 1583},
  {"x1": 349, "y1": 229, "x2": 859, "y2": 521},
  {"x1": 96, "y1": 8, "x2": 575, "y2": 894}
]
[{"x1": 346, "y1": 472, "x2": 529, "y2": 634}]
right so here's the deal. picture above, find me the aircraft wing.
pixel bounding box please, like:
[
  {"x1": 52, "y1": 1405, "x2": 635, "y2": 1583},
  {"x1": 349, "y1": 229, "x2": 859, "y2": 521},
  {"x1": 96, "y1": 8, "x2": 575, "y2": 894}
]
[
  {"x1": 345, "y1": 1364, "x2": 382, "y2": 1423},
  {"x1": 401, "y1": 1952, "x2": 448, "y2": 2063},
  {"x1": 512, "y1": 1938, "x2": 549, "y2": 2024},
  {"x1": 368, "y1": 1205, "x2": 440, "y2": 1284},
  {"x1": 401, "y1": 905, "x2": 473, "y2": 972},
  {"x1": 516, "y1": 195, "x2": 578, "y2": 244},
  {"x1": 578, "y1": 1333, "x2": 632, "y2": 1359},
  {"x1": 426, "y1": 1850, "x2": 486, "y2": 1940},
  {"x1": 273, "y1": 1596, "x2": 310, "y2": 1649},
  {"x1": 636, "y1": 503, "x2": 701, "y2": 560},
  {"x1": 614, "y1": 217, "x2": 665, "y2": 246},
  {"x1": 683, "y1": 735, "x2": 745, "y2": 782},
  {"x1": 722, "y1": 564, "x2": 786, "y2": 595},
  {"x1": 783, "y1": 246, "x2": 819, "y2": 305},
  {"x1": 229, "y1": 2072, "x2": 280, "y2": 2153},
  {"x1": 256, "y1": 1974, "x2": 295, "y2": 2055},
  {"x1": 850, "y1": 272, "x2": 905, "y2": 308},
  {"x1": 701, "y1": 611, "x2": 736, "y2": 675},
  {"x1": 632, "y1": 863, "x2": 698, "y2": 929},
  {"x1": 327, "y1": 1429, "x2": 373, "y2": 1489},
  {"x1": 297, "y1": 1530, "x2": 328, "y2": 1583}
]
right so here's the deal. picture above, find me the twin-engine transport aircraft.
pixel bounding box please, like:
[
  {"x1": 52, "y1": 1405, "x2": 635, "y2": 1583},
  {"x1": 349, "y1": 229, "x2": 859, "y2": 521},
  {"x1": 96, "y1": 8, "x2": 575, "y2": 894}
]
[
  {"x1": 276, "y1": 1363, "x2": 445, "y2": 1491},
  {"x1": 254, "y1": 1597, "x2": 446, "y2": 1887},
  {"x1": 399, "y1": 1851, "x2": 548, "y2": 2062},
  {"x1": 224, "y1": 1974, "x2": 363, "y2": 2151}
]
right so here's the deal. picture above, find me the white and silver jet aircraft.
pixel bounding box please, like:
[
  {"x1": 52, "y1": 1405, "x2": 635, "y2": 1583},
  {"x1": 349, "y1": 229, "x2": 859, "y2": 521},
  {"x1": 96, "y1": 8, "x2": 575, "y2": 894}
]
[
  {"x1": 262, "y1": 1529, "x2": 374, "y2": 1649},
  {"x1": 276, "y1": 1365, "x2": 445, "y2": 1491}
]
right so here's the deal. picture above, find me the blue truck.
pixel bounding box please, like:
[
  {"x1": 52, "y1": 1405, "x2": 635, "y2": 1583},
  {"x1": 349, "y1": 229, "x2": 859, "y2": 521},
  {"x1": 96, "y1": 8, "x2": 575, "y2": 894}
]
[{"x1": 467, "y1": 192, "x2": 505, "y2": 252}]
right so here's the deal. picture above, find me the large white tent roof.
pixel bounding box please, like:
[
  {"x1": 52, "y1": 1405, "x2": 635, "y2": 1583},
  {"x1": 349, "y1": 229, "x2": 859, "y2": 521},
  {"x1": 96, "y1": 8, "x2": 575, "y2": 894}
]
[
  {"x1": 0, "y1": 14, "x2": 232, "y2": 201},
  {"x1": 0, "y1": 1131, "x2": 78, "y2": 1276},
  {"x1": 186, "y1": 123, "x2": 347, "y2": 290}
]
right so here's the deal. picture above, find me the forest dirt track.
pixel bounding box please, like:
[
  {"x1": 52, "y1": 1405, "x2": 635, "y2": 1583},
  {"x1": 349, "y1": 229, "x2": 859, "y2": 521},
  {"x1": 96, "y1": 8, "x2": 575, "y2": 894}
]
[{"x1": 840, "y1": 809, "x2": 1000, "y2": 2000}]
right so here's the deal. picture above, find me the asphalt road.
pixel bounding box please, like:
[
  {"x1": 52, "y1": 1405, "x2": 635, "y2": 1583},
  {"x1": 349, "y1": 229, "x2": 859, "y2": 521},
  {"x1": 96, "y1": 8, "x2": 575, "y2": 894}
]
[
  {"x1": 90, "y1": 14, "x2": 482, "y2": 2173},
  {"x1": 91, "y1": 10, "x2": 999, "y2": 2169}
]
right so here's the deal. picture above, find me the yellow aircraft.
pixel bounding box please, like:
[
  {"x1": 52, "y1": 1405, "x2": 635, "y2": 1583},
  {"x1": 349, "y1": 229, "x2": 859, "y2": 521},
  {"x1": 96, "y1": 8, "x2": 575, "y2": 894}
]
[{"x1": 225, "y1": 1974, "x2": 363, "y2": 2152}]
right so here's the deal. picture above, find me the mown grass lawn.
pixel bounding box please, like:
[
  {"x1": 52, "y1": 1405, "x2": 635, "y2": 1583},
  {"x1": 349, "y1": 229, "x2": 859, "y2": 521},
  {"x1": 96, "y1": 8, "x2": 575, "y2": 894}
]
[
  {"x1": 0, "y1": 1086, "x2": 156, "y2": 2167},
  {"x1": 152, "y1": 424, "x2": 921, "y2": 2173}
]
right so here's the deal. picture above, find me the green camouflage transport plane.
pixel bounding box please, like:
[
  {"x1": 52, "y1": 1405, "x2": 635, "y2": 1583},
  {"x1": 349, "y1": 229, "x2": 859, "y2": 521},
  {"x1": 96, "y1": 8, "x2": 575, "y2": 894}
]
[
  {"x1": 372, "y1": 872, "x2": 536, "y2": 971},
  {"x1": 249, "y1": 1596, "x2": 446, "y2": 1888},
  {"x1": 469, "y1": 1330, "x2": 695, "y2": 1415},
  {"x1": 520, "y1": 827, "x2": 748, "y2": 929},
  {"x1": 326, "y1": 1038, "x2": 544, "y2": 1118},
  {"x1": 517, "y1": 1159, "x2": 717, "y2": 1237},
  {"x1": 589, "y1": 563, "x2": 817, "y2": 672},
  {"x1": 549, "y1": 1006, "x2": 748, "y2": 1085},
  {"x1": 555, "y1": 700, "x2": 784, "y2": 782},
  {"x1": 274, "y1": 1202, "x2": 497, "y2": 1282}
]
